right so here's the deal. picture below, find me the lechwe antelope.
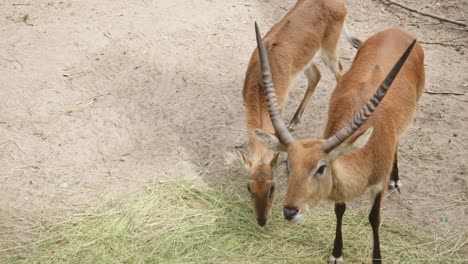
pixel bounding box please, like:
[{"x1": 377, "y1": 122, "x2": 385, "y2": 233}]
[
  {"x1": 239, "y1": 0, "x2": 361, "y2": 227},
  {"x1": 254, "y1": 26, "x2": 424, "y2": 263}
]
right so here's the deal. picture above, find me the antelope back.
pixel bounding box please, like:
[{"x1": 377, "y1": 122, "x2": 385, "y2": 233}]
[{"x1": 324, "y1": 27, "x2": 425, "y2": 151}]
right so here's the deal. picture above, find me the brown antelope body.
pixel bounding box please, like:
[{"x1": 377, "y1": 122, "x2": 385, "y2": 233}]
[
  {"x1": 254, "y1": 27, "x2": 425, "y2": 263},
  {"x1": 240, "y1": 0, "x2": 360, "y2": 227}
]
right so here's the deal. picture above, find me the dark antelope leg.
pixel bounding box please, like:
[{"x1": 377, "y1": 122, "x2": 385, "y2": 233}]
[
  {"x1": 369, "y1": 191, "x2": 383, "y2": 263},
  {"x1": 388, "y1": 147, "x2": 401, "y2": 193},
  {"x1": 329, "y1": 203, "x2": 346, "y2": 264}
]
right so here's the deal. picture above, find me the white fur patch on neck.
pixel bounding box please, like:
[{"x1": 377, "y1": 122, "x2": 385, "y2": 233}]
[{"x1": 329, "y1": 160, "x2": 371, "y2": 202}]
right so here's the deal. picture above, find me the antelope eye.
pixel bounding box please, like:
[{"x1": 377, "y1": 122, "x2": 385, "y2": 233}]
[
  {"x1": 316, "y1": 164, "x2": 327, "y2": 175},
  {"x1": 313, "y1": 160, "x2": 328, "y2": 177},
  {"x1": 268, "y1": 183, "x2": 275, "y2": 198},
  {"x1": 247, "y1": 184, "x2": 252, "y2": 194}
]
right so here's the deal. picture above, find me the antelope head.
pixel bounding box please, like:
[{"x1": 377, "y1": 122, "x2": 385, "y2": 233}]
[
  {"x1": 255, "y1": 126, "x2": 374, "y2": 222},
  {"x1": 254, "y1": 22, "x2": 416, "y2": 222},
  {"x1": 239, "y1": 151, "x2": 279, "y2": 227}
]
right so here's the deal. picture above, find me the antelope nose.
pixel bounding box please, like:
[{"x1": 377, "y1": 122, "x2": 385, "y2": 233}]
[
  {"x1": 283, "y1": 207, "x2": 298, "y2": 220},
  {"x1": 257, "y1": 219, "x2": 267, "y2": 227}
]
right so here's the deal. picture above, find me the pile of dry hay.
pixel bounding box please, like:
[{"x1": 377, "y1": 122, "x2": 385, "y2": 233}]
[{"x1": 2, "y1": 179, "x2": 463, "y2": 263}]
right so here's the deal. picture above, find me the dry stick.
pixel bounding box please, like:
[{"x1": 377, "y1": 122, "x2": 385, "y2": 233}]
[
  {"x1": 381, "y1": 0, "x2": 467, "y2": 27},
  {"x1": 424, "y1": 91, "x2": 465, "y2": 96},
  {"x1": 419, "y1": 41, "x2": 467, "y2": 48}
]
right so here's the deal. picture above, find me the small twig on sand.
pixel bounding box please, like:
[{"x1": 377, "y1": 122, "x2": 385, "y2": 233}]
[
  {"x1": 10, "y1": 140, "x2": 27, "y2": 156},
  {"x1": 380, "y1": 0, "x2": 467, "y2": 27},
  {"x1": 98, "y1": 147, "x2": 113, "y2": 178},
  {"x1": 77, "y1": 94, "x2": 104, "y2": 109},
  {"x1": 424, "y1": 91, "x2": 465, "y2": 96},
  {"x1": 419, "y1": 41, "x2": 467, "y2": 48},
  {"x1": 450, "y1": 27, "x2": 468, "y2": 32},
  {"x1": 81, "y1": 99, "x2": 96, "y2": 110}
]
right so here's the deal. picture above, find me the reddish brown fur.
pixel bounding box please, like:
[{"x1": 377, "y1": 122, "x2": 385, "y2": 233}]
[
  {"x1": 275, "y1": 27, "x2": 425, "y2": 262},
  {"x1": 241, "y1": 0, "x2": 349, "y2": 226},
  {"x1": 284, "y1": 27, "x2": 425, "y2": 210}
]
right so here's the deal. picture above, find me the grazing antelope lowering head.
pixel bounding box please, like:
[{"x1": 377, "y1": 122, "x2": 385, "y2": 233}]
[
  {"x1": 255, "y1": 26, "x2": 425, "y2": 263},
  {"x1": 240, "y1": 0, "x2": 361, "y2": 227}
]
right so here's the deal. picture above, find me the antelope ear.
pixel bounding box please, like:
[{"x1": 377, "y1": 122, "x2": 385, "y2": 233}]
[
  {"x1": 255, "y1": 129, "x2": 286, "y2": 152},
  {"x1": 270, "y1": 152, "x2": 279, "y2": 167},
  {"x1": 237, "y1": 150, "x2": 252, "y2": 170},
  {"x1": 269, "y1": 152, "x2": 288, "y2": 171},
  {"x1": 329, "y1": 127, "x2": 373, "y2": 161}
]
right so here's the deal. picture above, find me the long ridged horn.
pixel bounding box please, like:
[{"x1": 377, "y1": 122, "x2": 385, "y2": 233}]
[
  {"x1": 255, "y1": 22, "x2": 295, "y2": 145},
  {"x1": 321, "y1": 39, "x2": 417, "y2": 153}
]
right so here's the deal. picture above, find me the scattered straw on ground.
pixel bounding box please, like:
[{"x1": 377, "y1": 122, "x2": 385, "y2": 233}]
[{"x1": 1, "y1": 179, "x2": 464, "y2": 263}]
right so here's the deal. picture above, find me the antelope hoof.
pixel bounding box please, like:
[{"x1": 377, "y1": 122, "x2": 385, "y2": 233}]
[
  {"x1": 388, "y1": 180, "x2": 402, "y2": 193},
  {"x1": 329, "y1": 256, "x2": 344, "y2": 264},
  {"x1": 287, "y1": 123, "x2": 296, "y2": 132},
  {"x1": 288, "y1": 116, "x2": 301, "y2": 130}
]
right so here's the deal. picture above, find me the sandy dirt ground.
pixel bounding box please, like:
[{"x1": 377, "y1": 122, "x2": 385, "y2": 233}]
[{"x1": 0, "y1": 0, "x2": 466, "y2": 254}]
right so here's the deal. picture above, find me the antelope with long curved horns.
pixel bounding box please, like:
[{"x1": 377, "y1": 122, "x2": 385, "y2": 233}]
[
  {"x1": 254, "y1": 25, "x2": 425, "y2": 263},
  {"x1": 240, "y1": 0, "x2": 361, "y2": 227}
]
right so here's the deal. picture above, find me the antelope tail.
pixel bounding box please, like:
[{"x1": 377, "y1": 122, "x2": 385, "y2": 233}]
[{"x1": 342, "y1": 25, "x2": 362, "y2": 49}]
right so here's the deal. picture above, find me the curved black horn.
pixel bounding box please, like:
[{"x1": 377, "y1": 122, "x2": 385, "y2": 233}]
[
  {"x1": 321, "y1": 39, "x2": 417, "y2": 153},
  {"x1": 255, "y1": 22, "x2": 295, "y2": 146}
]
